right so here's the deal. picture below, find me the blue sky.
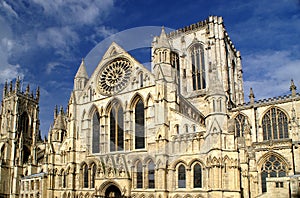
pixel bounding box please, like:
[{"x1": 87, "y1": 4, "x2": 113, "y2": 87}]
[{"x1": 0, "y1": 0, "x2": 300, "y2": 137}]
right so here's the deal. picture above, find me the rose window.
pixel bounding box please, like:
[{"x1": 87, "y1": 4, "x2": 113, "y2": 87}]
[{"x1": 97, "y1": 58, "x2": 132, "y2": 96}]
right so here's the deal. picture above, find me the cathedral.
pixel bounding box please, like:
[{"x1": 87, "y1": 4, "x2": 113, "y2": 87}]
[{"x1": 0, "y1": 16, "x2": 299, "y2": 198}]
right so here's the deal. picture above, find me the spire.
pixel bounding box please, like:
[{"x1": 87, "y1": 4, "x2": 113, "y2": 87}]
[
  {"x1": 75, "y1": 58, "x2": 89, "y2": 79},
  {"x1": 25, "y1": 84, "x2": 30, "y2": 95},
  {"x1": 53, "y1": 106, "x2": 66, "y2": 130},
  {"x1": 290, "y1": 79, "x2": 297, "y2": 97},
  {"x1": 36, "y1": 86, "x2": 40, "y2": 101},
  {"x1": 249, "y1": 88, "x2": 255, "y2": 104},
  {"x1": 54, "y1": 105, "x2": 58, "y2": 119},
  {"x1": 9, "y1": 81, "x2": 12, "y2": 92},
  {"x1": 15, "y1": 77, "x2": 20, "y2": 92},
  {"x1": 156, "y1": 26, "x2": 170, "y2": 49},
  {"x1": 3, "y1": 80, "x2": 7, "y2": 97}
]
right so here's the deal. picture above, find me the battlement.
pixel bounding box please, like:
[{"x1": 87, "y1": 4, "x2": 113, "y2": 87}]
[
  {"x1": 232, "y1": 93, "x2": 300, "y2": 111},
  {"x1": 167, "y1": 16, "x2": 238, "y2": 55},
  {"x1": 2, "y1": 78, "x2": 40, "y2": 102}
]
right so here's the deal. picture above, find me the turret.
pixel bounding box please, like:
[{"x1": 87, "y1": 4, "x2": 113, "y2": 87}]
[
  {"x1": 290, "y1": 79, "x2": 297, "y2": 97},
  {"x1": 152, "y1": 27, "x2": 174, "y2": 82},
  {"x1": 74, "y1": 58, "x2": 89, "y2": 91},
  {"x1": 51, "y1": 106, "x2": 66, "y2": 143}
]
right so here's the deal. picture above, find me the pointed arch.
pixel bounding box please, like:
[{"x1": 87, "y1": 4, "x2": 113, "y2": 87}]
[
  {"x1": 147, "y1": 159, "x2": 155, "y2": 188},
  {"x1": 134, "y1": 97, "x2": 145, "y2": 149},
  {"x1": 83, "y1": 163, "x2": 89, "y2": 188},
  {"x1": 261, "y1": 106, "x2": 289, "y2": 140},
  {"x1": 129, "y1": 93, "x2": 145, "y2": 109},
  {"x1": 136, "y1": 160, "x2": 143, "y2": 188},
  {"x1": 188, "y1": 42, "x2": 206, "y2": 90},
  {"x1": 92, "y1": 109, "x2": 100, "y2": 153},
  {"x1": 191, "y1": 161, "x2": 203, "y2": 188},
  {"x1": 105, "y1": 97, "x2": 124, "y2": 115},
  {"x1": 87, "y1": 104, "x2": 99, "y2": 118},
  {"x1": 145, "y1": 93, "x2": 154, "y2": 107},
  {"x1": 90, "y1": 162, "x2": 97, "y2": 188},
  {"x1": 234, "y1": 112, "x2": 250, "y2": 137},
  {"x1": 178, "y1": 164, "x2": 186, "y2": 188},
  {"x1": 258, "y1": 152, "x2": 289, "y2": 193}
]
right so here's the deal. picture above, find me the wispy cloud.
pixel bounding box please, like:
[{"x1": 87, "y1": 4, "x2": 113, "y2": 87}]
[
  {"x1": 243, "y1": 50, "x2": 300, "y2": 100},
  {"x1": 37, "y1": 27, "x2": 79, "y2": 48},
  {"x1": 1, "y1": 1, "x2": 18, "y2": 18},
  {"x1": 32, "y1": 0, "x2": 115, "y2": 25}
]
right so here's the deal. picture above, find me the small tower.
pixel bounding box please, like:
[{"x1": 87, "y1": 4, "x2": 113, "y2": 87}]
[
  {"x1": 290, "y1": 79, "x2": 297, "y2": 97},
  {"x1": 152, "y1": 27, "x2": 174, "y2": 82},
  {"x1": 249, "y1": 88, "x2": 255, "y2": 104},
  {"x1": 74, "y1": 58, "x2": 89, "y2": 94},
  {"x1": 0, "y1": 79, "x2": 40, "y2": 197},
  {"x1": 50, "y1": 106, "x2": 66, "y2": 143}
]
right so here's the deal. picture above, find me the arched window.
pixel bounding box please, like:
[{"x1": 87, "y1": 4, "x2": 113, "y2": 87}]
[
  {"x1": 193, "y1": 164, "x2": 202, "y2": 188},
  {"x1": 178, "y1": 164, "x2": 186, "y2": 188},
  {"x1": 139, "y1": 72, "x2": 143, "y2": 87},
  {"x1": 19, "y1": 112, "x2": 29, "y2": 136},
  {"x1": 174, "y1": 124, "x2": 179, "y2": 134},
  {"x1": 62, "y1": 171, "x2": 67, "y2": 188},
  {"x1": 22, "y1": 146, "x2": 31, "y2": 164},
  {"x1": 90, "y1": 163, "x2": 96, "y2": 188},
  {"x1": 135, "y1": 99, "x2": 145, "y2": 149},
  {"x1": 110, "y1": 103, "x2": 124, "y2": 151},
  {"x1": 83, "y1": 164, "x2": 89, "y2": 188},
  {"x1": 261, "y1": 155, "x2": 287, "y2": 192},
  {"x1": 148, "y1": 161, "x2": 155, "y2": 188},
  {"x1": 92, "y1": 112, "x2": 100, "y2": 153},
  {"x1": 262, "y1": 107, "x2": 288, "y2": 140},
  {"x1": 235, "y1": 114, "x2": 246, "y2": 137},
  {"x1": 136, "y1": 161, "x2": 143, "y2": 188},
  {"x1": 190, "y1": 44, "x2": 206, "y2": 90},
  {"x1": 185, "y1": 124, "x2": 189, "y2": 133}
]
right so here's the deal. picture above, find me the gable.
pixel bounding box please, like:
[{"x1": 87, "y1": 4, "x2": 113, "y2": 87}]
[{"x1": 77, "y1": 42, "x2": 156, "y2": 102}]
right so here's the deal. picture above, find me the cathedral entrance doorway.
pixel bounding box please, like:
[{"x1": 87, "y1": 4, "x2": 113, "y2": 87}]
[{"x1": 104, "y1": 185, "x2": 122, "y2": 198}]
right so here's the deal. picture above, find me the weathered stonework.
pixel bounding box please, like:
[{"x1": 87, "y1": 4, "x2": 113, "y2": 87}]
[{"x1": 0, "y1": 16, "x2": 299, "y2": 198}]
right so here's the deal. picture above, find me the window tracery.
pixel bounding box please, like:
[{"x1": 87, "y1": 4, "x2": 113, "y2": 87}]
[
  {"x1": 261, "y1": 155, "x2": 287, "y2": 192},
  {"x1": 190, "y1": 44, "x2": 206, "y2": 90},
  {"x1": 193, "y1": 163, "x2": 202, "y2": 188},
  {"x1": 262, "y1": 107, "x2": 288, "y2": 140},
  {"x1": 148, "y1": 161, "x2": 155, "y2": 188},
  {"x1": 178, "y1": 164, "x2": 186, "y2": 188},
  {"x1": 136, "y1": 161, "x2": 143, "y2": 188},
  {"x1": 92, "y1": 112, "x2": 100, "y2": 153},
  {"x1": 235, "y1": 114, "x2": 247, "y2": 137},
  {"x1": 135, "y1": 99, "x2": 145, "y2": 149},
  {"x1": 110, "y1": 103, "x2": 124, "y2": 152}
]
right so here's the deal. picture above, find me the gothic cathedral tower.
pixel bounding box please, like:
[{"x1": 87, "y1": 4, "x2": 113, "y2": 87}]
[{"x1": 0, "y1": 79, "x2": 40, "y2": 198}]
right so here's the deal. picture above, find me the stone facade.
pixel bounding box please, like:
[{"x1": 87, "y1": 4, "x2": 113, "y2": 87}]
[{"x1": 0, "y1": 16, "x2": 300, "y2": 198}]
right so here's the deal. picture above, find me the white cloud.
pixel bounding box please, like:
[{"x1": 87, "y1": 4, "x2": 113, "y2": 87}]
[
  {"x1": 243, "y1": 50, "x2": 300, "y2": 101},
  {"x1": 46, "y1": 62, "x2": 68, "y2": 74},
  {"x1": 32, "y1": 0, "x2": 115, "y2": 25},
  {"x1": 37, "y1": 27, "x2": 79, "y2": 49},
  {"x1": 0, "y1": 16, "x2": 24, "y2": 84},
  {"x1": 1, "y1": 1, "x2": 18, "y2": 18}
]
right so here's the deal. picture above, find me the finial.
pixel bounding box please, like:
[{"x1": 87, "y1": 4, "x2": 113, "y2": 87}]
[
  {"x1": 3, "y1": 80, "x2": 8, "y2": 96},
  {"x1": 54, "y1": 105, "x2": 58, "y2": 119},
  {"x1": 25, "y1": 84, "x2": 30, "y2": 94},
  {"x1": 60, "y1": 106, "x2": 64, "y2": 114},
  {"x1": 36, "y1": 86, "x2": 40, "y2": 101},
  {"x1": 15, "y1": 76, "x2": 20, "y2": 92},
  {"x1": 9, "y1": 81, "x2": 13, "y2": 92},
  {"x1": 290, "y1": 79, "x2": 297, "y2": 97},
  {"x1": 249, "y1": 88, "x2": 255, "y2": 104}
]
